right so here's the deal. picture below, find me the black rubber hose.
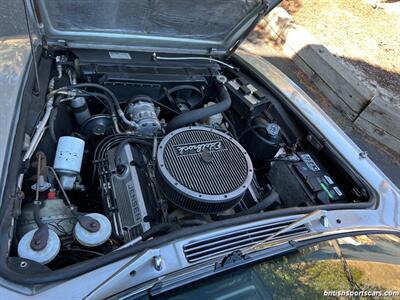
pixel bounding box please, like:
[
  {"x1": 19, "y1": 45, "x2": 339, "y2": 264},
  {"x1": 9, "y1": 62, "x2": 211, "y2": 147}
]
[
  {"x1": 165, "y1": 83, "x2": 231, "y2": 133},
  {"x1": 178, "y1": 219, "x2": 208, "y2": 226},
  {"x1": 217, "y1": 191, "x2": 281, "y2": 220},
  {"x1": 33, "y1": 202, "x2": 44, "y2": 227},
  {"x1": 48, "y1": 106, "x2": 59, "y2": 144},
  {"x1": 68, "y1": 83, "x2": 121, "y2": 113},
  {"x1": 79, "y1": 91, "x2": 115, "y2": 115},
  {"x1": 141, "y1": 223, "x2": 176, "y2": 240},
  {"x1": 48, "y1": 95, "x2": 65, "y2": 144}
]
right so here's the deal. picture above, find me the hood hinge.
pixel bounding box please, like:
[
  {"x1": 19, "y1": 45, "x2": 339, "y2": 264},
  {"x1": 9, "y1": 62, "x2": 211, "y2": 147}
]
[
  {"x1": 46, "y1": 39, "x2": 69, "y2": 51},
  {"x1": 54, "y1": 39, "x2": 68, "y2": 48}
]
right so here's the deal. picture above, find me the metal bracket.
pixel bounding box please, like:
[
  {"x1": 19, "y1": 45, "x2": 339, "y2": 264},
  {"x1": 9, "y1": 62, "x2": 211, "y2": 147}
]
[
  {"x1": 214, "y1": 250, "x2": 248, "y2": 271},
  {"x1": 30, "y1": 225, "x2": 49, "y2": 251},
  {"x1": 78, "y1": 215, "x2": 100, "y2": 233}
]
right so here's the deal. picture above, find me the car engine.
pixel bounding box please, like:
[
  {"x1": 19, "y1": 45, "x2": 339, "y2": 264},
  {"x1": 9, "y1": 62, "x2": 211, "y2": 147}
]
[{"x1": 13, "y1": 52, "x2": 364, "y2": 268}]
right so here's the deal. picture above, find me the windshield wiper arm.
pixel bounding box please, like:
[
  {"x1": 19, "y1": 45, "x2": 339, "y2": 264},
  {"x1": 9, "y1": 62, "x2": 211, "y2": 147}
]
[
  {"x1": 243, "y1": 209, "x2": 328, "y2": 255},
  {"x1": 216, "y1": 210, "x2": 328, "y2": 270}
]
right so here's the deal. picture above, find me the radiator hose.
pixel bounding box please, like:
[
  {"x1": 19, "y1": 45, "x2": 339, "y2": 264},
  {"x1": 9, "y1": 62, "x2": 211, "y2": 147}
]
[{"x1": 166, "y1": 76, "x2": 231, "y2": 133}]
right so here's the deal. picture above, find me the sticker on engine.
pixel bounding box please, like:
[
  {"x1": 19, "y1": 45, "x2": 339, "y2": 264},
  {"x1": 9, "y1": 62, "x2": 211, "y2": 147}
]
[
  {"x1": 109, "y1": 52, "x2": 132, "y2": 60},
  {"x1": 299, "y1": 153, "x2": 320, "y2": 172}
]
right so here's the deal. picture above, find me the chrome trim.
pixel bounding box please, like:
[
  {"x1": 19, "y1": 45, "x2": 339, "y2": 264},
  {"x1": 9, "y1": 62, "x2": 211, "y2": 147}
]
[{"x1": 183, "y1": 219, "x2": 309, "y2": 263}]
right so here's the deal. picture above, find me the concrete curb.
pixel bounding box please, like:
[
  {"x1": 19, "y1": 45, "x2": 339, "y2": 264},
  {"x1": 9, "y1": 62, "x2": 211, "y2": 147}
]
[{"x1": 241, "y1": 7, "x2": 400, "y2": 155}]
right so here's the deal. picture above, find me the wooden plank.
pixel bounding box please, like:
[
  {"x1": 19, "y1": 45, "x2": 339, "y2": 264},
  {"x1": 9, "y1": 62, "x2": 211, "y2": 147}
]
[
  {"x1": 260, "y1": 7, "x2": 374, "y2": 114},
  {"x1": 282, "y1": 27, "x2": 374, "y2": 113},
  {"x1": 290, "y1": 52, "x2": 359, "y2": 120},
  {"x1": 354, "y1": 117, "x2": 400, "y2": 155},
  {"x1": 240, "y1": 41, "x2": 359, "y2": 120},
  {"x1": 311, "y1": 75, "x2": 359, "y2": 120},
  {"x1": 356, "y1": 96, "x2": 400, "y2": 139}
]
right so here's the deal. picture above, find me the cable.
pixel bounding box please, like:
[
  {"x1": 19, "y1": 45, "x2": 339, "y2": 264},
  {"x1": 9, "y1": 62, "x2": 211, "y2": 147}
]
[
  {"x1": 128, "y1": 96, "x2": 180, "y2": 115},
  {"x1": 238, "y1": 124, "x2": 267, "y2": 140},
  {"x1": 114, "y1": 138, "x2": 153, "y2": 172},
  {"x1": 222, "y1": 112, "x2": 238, "y2": 140},
  {"x1": 62, "y1": 249, "x2": 104, "y2": 256},
  {"x1": 153, "y1": 54, "x2": 237, "y2": 70},
  {"x1": 76, "y1": 91, "x2": 113, "y2": 114}
]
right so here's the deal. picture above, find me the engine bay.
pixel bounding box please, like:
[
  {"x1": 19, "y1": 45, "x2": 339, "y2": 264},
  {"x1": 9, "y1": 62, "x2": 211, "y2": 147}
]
[{"x1": 11, "y1": 50, "x2": 369, "y2": 269}]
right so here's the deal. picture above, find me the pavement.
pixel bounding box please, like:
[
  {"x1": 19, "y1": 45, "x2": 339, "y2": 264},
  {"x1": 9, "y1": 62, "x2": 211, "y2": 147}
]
[{"x1": 1, "y1": 2, "x2": 398, "y2": 188}]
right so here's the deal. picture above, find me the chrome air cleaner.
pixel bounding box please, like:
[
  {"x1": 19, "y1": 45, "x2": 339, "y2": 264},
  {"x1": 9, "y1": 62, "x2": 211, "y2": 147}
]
[{"x1": 156, "y1": 126, "x2": 253, "y2": 213}]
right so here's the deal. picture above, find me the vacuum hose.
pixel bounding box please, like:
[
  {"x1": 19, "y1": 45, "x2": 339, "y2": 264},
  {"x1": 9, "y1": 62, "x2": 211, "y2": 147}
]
[{"x1": 166, "y1": 78, "x2": 231, "y2": 133}]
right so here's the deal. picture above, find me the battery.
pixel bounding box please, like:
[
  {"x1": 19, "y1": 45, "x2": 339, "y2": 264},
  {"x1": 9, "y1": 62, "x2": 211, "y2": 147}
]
[{"x1": 268, "y1": 152, "x2": 345, "y2": 207}]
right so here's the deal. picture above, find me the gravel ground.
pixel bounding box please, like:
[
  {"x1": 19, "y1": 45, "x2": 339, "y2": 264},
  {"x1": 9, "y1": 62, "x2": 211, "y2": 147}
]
[
  {"x1": 281, "y1": 0, "x2": 400, "y2": 104},
  {"x1": 1, "y1": 1, "x2": 398, "y2": 187}
]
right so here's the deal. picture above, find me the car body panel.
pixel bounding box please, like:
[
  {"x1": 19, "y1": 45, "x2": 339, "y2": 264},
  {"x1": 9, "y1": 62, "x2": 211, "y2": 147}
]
[{"x1": 0, "y1": 37, "x2": 30, "y2": 201}]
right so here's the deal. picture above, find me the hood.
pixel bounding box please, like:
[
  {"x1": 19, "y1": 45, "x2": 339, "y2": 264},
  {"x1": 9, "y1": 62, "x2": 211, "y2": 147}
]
[{"x1": 29, "y1": 0, "x2": 280, "y2": 55}]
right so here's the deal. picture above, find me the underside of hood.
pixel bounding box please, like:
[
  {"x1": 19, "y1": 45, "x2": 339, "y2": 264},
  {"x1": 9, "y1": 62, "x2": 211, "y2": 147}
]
[{"x1": 29, "y1": 0, "x2": 280, "y2": 55}]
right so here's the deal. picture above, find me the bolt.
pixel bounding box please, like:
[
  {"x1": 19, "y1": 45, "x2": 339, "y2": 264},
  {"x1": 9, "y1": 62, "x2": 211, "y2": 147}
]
[
  {"x1": 359, "y1": 151, "x2": 368, "y2": 159},
  {"x1": 20, "y1": 261, "x2": 28, "y2": 268},
  {"x1": 153, "y1": 256, "x2": 163, "y2": 271}
]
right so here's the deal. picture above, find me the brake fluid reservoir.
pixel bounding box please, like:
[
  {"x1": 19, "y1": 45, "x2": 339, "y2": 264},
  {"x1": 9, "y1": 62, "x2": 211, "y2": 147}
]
[{"x1": 53, "y1": 136, "x2": 85, "y2": 190}]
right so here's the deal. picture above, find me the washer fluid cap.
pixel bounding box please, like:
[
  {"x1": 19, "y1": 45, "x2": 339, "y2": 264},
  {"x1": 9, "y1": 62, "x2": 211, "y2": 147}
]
[
  {"x1": 74, "y1": 213, "x2": 111, "y2": 247},
  {"x1": 18, "y1": 229, "x2": 60, "y2": 264}
]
